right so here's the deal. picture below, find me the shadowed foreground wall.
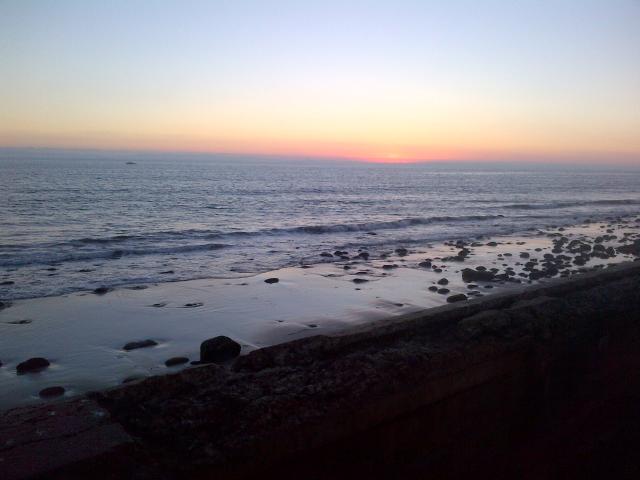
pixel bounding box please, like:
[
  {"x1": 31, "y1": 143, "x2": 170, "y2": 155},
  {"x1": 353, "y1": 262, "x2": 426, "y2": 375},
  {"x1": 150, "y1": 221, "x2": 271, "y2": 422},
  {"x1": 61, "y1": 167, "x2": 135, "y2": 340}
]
[{"x1": 2, "y1": 262, "x2": 640, "y2": 479}]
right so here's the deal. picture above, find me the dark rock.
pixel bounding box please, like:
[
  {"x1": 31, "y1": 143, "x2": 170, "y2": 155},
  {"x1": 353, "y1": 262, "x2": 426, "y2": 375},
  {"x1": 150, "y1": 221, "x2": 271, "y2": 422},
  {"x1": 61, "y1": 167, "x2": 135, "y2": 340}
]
[
  {"x1": 447, "y1": 294, "x2": 468, "y2": 303},
  {"x1": 395, "y1": 248, "x2": 408, "y2": 256},
  {"x1": 264, "y1": 278, "x2": 279, "y2": 284},
  {"x1": 529, "y1": 270, "x2": 545, "y2": 280},
  {"x1": 382, "y1": 264, "x2": 397, "y2": 270},
  {"x1": 39, "y1": 386, "x2": 65, "y2": 399},
  {"x1": 160, "y1": 270, "x2": 174, "y2": 274},
  {"x1": 123, "y1": 339, "x2": 158, "y2": 351},
  {"x1": 418, "y1": 261, "x2": 432, "y2": 268},
  {"x1": 357, "y1": 252, "x2": 370, "y2": 260},
  {"x1": 437, "y1": 278, "x2": 449, "y2": 285},
  {"x1": 320, "y1": 252, "x2": 333, "y2": 258},
  {"x1": 93, "y1": 286, "x2": 111, "y2": 295},
  {"x1": 0, "y1": 280, "x2": 15, "y2": 285},
  {"x1": 428, "y1": 286, "x2": 438, "y2": 292},
  {"x1": 461, "y1": 268, "x2": 495, "y2": 283},
  {"x1": 352, "y1": 278, "x2": 369, "y2": 284},
  {"x1": 122, "y1": 375, "x2": 145, "y2": 384},
  {"x1": 437, "y1": 288, "x2": 450, "y2": 295},
  {"x1": 181, "y1": 302, "x2": 203, "y2": 308},
  {"x1": 200, "y1": 336, "x2": 241, "y2": 363},
  {"x1": 619, "y1": 240, "x2": 640, "y2": 256},
  {"x1": 16, "y1": 357, "x2": 50, "y2": 375},
  {"x1": 165, "y1": 357, "x2": 189, "y2": 367}
]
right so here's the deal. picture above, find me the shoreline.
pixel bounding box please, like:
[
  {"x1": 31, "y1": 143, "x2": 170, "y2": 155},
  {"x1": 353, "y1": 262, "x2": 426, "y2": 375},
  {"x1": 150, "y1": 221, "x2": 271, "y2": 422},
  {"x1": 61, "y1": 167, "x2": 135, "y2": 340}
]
[
  {"x1": 2, "y1": 259, "x2": 640, "y2": 479},
  {"x1": 0, "y1": 215, "x2": 639, "y2": 411}
]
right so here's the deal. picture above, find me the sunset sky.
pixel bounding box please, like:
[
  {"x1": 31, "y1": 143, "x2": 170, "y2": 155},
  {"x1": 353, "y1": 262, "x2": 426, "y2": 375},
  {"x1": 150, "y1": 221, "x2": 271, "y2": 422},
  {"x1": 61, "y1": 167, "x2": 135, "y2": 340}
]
[{"x1": 1, "y1": 0, "x2": 639, "y2": 163}]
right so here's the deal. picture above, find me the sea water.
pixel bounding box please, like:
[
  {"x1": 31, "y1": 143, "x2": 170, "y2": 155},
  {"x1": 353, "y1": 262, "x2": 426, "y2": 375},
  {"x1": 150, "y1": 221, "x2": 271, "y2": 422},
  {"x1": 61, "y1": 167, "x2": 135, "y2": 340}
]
[{"x1": 1, "y1": 149, "x2": 639, "y2": 300}]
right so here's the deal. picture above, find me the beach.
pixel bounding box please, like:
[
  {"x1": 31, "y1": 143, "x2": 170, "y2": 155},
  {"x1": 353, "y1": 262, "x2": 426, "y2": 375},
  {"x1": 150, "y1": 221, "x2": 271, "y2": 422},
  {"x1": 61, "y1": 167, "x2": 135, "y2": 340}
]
[
  {"x1": 1, "y1": 214, "x2": 638, "y2": 411},
  {"x1": 2, "y1": 248, "x2": 640, "y2": 480}
]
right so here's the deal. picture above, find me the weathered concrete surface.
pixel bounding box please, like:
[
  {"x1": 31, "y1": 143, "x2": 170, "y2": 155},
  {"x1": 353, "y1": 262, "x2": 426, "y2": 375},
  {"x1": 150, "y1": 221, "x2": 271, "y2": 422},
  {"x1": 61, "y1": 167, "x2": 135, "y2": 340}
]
[
  {"x1": 2, "y1": 261, "x2": 640, "y2": 479},
  {"x1": 0, "y1": 399, "x2": 135, "y2": 479}
]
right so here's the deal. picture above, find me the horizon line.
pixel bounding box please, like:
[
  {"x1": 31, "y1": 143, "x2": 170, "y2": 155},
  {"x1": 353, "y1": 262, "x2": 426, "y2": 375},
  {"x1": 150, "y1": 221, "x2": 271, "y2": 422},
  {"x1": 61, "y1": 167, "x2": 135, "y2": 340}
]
[{"x1": 1, "y1": 144, "x2": 639, "y2": 167}]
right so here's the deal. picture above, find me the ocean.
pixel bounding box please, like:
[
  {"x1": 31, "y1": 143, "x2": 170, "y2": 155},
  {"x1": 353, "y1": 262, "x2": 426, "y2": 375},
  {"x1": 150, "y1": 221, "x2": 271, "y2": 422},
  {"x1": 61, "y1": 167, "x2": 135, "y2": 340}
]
[{"x1": 1, "y1": 150, "x2": 639, "y2": 300}]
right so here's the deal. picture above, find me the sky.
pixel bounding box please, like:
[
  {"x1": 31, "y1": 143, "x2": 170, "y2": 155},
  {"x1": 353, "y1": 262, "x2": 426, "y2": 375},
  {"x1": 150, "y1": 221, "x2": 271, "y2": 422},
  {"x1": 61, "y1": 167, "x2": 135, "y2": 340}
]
[{"x1": 1, "y1": 0, "x2": 639, "y2": 164}]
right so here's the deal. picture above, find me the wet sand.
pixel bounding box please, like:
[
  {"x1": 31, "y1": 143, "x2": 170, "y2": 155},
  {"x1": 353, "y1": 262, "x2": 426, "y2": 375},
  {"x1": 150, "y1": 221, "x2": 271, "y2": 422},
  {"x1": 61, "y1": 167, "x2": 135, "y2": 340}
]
[{"x1": 1, "y1": 215, "x2": 639, "y2": 411}]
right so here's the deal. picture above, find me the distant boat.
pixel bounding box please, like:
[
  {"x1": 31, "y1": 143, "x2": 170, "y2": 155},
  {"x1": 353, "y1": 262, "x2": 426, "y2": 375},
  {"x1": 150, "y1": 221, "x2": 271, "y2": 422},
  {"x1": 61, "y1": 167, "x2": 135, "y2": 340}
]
[{"x1": 126, "y1": 161, "x2": 136, "y2": 165}]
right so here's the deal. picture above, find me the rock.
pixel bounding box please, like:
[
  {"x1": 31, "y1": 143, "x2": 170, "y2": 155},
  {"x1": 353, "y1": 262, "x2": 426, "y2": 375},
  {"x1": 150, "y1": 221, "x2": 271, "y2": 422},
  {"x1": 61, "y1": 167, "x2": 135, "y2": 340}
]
[
  {"x1": 165, "y1": 357, "x2": 189, "y2": 367},
  {"x1": 357, "y1": 252, "x2": 370, "y2": 260},
  {"x1": 16, "y1": 357, "x2": 50, "y2": 375},
  {"x1": 0, "y1": 301, "x2": 10, "y2": 310},
  {"x1": 93, "y1": 286, "x2": 111, "y2": 295},
  {"x1": 447, "y1": 294, "x2": 468, "y2": 303},
  {"x1": 428, "y1": 286, "x2": 438, "y2": 292},
  {"x1": 264, "y1": 278, "x2": 279, "y2": 284},
  {"x1": 418, "y1": 261, "x2": 432, "y2": 268},
  {"x1": 320, "y1": 252, "x2": 333, "y2": 258},
  {"x1": 619, "y1": 240, "x2": 640, "y2": 256},
  {"x1": 39, "y1": 386, "x2": 65, "y2": 399},
  {"x1": 122, "y1": 375, "x2": 145, "y2": 384},
  {"x1": 123, "y1": 339, "x2": 158, "y2": 351},
  {"x1": 395, "y1": 248, "x2": 408, "y2": 256},
  {"x1": 0, "y1": 280, "x2": 15, "y2": 285},
  {"x1": 200, "y1": 336, "x2": 241, "y2": 363},
  {"x1": 486, "y1": 242, "x2": 498, "y2": 247},
  {"x1": 437, "y1": 278, "x2": 449, "y2": 285},
  {"x1": 437, "y1": 288, "x2": 450, "y2": 295},
  {"x1": 461, "y1": 268, "x2": 495, "y2": 283},
  {"x1": 352, "y1": 278, "x2": 369, "y2": 284}
]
